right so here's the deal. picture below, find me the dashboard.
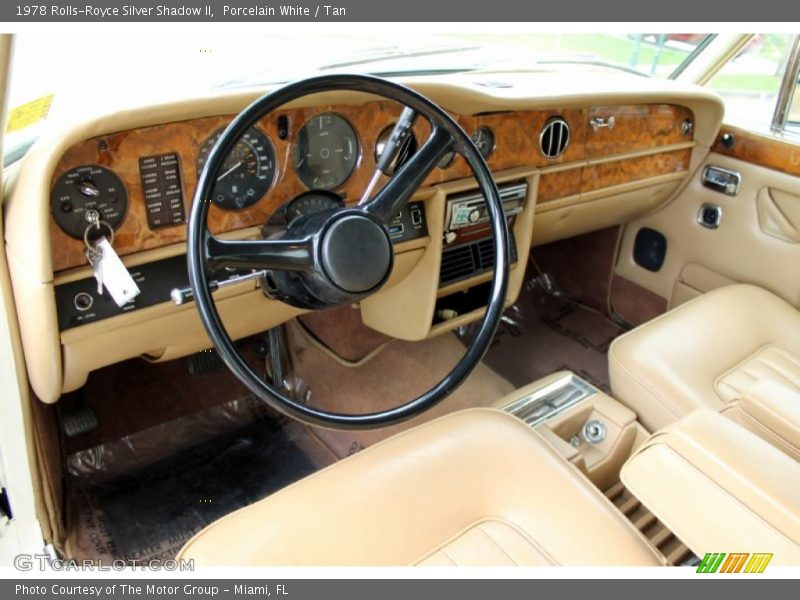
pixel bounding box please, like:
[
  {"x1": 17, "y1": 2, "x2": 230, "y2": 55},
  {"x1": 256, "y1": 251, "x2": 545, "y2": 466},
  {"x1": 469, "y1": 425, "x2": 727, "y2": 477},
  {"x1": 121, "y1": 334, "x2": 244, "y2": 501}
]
[
  {"x1": 3, "y1": 73, "x2": 725, "y2": 403},
  {"x1": 48, "y1": 100, "x2": 696, "y2": 273}
]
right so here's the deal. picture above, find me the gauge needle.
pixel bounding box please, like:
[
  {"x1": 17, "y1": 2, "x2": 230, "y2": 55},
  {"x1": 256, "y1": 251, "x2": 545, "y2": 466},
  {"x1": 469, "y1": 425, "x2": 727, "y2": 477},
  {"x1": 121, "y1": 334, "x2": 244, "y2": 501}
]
[{"x1": 217, "y1": 161, "x2": 243, "y2": 181}]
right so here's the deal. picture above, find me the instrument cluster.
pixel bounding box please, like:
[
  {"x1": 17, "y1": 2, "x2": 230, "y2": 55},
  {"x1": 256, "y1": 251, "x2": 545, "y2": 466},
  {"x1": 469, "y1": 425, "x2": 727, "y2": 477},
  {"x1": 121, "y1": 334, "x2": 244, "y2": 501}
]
[{"x1": 49, "y1": 108, "x2": 495, "y2": 240}]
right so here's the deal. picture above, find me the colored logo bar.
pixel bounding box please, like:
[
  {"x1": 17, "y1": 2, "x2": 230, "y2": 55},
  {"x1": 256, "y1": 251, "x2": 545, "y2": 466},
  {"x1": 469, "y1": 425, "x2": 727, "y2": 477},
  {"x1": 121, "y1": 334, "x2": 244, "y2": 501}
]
[{"x1": 696, "y1": 553, "x2": 773, "y2": 573}]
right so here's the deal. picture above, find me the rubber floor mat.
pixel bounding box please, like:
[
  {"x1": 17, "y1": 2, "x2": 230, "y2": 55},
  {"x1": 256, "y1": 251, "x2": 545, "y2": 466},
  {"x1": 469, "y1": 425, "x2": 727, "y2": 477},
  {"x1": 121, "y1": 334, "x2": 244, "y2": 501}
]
[{"x1": 79, "y1": 420, "x2": 315, "y2": 563}]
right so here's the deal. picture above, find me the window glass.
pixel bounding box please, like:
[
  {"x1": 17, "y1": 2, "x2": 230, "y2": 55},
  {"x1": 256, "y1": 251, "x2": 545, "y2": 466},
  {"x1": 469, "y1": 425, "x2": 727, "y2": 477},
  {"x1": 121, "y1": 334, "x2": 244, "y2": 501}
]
[
  {"x1": 707, "y1": 34, "x2": 795, "y2": 132},
  {"x1": 787, "y1": 81, "x2": 800, "y2": 128},
  {"x1": 3, "y1": 33, "x2": 710, "y2": 165}
]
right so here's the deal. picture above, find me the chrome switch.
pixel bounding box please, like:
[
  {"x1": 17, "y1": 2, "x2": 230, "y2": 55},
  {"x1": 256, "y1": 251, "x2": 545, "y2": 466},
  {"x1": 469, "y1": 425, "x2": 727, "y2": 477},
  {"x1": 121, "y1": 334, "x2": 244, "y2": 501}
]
[{"x1": 698, "y1": 203, "x2": 723, "y2": 229}]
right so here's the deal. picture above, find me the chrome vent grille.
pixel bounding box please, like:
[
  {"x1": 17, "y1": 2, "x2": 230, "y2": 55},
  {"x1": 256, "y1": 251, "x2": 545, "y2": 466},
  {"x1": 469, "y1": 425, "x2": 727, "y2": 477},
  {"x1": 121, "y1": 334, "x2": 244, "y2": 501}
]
[{"x1": 539, "y1": 117, "x2": 570, "y2": 159}]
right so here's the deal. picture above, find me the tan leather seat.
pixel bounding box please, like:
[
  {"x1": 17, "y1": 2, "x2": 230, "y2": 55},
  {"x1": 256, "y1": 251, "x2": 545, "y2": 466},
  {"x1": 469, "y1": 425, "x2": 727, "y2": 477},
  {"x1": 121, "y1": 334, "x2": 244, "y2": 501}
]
[
  {"x1": 609, "y1": 284, "x2": 800, "y2": 432},
  {"x1": 622, "y1": 408, "x2": 800, "y2": 564},
  {"x1": 178, "y1": 408, "x2": 663, "y2": 566}
]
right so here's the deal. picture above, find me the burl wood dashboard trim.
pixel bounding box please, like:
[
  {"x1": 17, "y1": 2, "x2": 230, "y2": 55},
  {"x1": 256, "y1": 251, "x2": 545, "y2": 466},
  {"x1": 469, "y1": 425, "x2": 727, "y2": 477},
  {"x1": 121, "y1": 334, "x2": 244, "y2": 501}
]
[
  {"x1": 580, "y1": 148, "x2": 692, "y2": 194},
  {"x1": 585, "y1": 104, "x2": 694, "y2": 157},
  {"x1": 50, "y1": 102, "x2": 693, "y2": 272},
  {"x1": 537, "y1": 146, "x2": 693, "y2": 205},
  {"x1": 712, "y1": 124, "x2": 800, "y2": 177}
]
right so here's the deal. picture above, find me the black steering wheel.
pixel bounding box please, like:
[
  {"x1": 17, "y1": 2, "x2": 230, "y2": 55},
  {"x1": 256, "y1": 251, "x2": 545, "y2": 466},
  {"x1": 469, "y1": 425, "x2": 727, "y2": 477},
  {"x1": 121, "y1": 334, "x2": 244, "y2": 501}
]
[{"x1": 187, "y1": 74, "x2": 509, "y2": 430}]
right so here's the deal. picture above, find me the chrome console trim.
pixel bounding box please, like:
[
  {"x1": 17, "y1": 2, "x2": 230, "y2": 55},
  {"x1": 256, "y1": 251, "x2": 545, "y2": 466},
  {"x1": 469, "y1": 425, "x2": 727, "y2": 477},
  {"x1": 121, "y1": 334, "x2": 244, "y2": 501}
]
[{"x1": 500, "y1": 373, "x2": 598, "y2": 427}]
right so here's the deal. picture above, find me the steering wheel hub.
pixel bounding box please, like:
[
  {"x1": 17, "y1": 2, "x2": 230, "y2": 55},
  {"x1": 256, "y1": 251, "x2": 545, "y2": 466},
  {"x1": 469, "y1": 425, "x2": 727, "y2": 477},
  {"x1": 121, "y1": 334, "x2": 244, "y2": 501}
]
[{"x1": 320, "y1": 211, "x2": 393, "y2": 294}]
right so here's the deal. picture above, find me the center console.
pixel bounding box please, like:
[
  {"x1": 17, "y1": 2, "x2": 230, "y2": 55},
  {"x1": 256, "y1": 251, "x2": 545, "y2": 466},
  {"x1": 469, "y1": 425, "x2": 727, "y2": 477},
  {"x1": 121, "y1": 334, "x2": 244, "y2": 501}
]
[
  {"x1": 495, "y1": 372, "x2": 649, "y2": 491},
  {"x1": 500, "y1": 371, "x2": 800, "y2": 566}
]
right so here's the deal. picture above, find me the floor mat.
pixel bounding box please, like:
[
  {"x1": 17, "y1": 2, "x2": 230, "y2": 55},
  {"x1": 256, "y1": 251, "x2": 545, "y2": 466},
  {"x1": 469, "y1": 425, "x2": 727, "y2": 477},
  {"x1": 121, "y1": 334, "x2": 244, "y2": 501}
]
[
  {"x1": 288, "y1": 322, "x2": 514, "y2": 458},
  {"x1": 63, "y1": 342, "x2": 266, "y2": 455},
  {"x1": 531, "y1": 226, "x2": 620, "y2": 314},
  {"x1": 469, "y1": 285, "x2": 625, "y2": 393},
  {"x1": 69, "y1": 419, "x2": 316, "y2": 564}
]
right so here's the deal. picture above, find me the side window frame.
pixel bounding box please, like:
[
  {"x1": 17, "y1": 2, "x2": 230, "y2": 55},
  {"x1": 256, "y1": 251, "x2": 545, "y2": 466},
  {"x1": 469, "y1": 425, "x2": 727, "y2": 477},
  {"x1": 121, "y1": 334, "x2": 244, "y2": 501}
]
[{"x1": 771, "y1": 34, "x2": 800, "y2": 138}]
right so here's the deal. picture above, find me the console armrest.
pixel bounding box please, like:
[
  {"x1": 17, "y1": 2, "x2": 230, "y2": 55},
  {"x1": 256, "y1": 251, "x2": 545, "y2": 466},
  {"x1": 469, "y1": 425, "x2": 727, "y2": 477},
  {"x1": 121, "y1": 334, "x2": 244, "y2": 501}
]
[
  {"x1": 722, "y1": 380, "x2": 800, "y2": 461},
  {"x1": 621, "y1": 408, "x2": 800, "y2": 565}
]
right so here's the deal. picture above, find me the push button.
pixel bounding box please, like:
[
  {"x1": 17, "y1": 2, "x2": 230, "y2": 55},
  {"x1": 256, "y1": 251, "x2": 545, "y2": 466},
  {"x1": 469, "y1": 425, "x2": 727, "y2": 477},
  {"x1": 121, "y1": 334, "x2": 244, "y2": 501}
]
[
  {"x1": 73, "y1": 292, "x2": 94, "y2": 311},
  {"x1": 698, "y1": 203, "x2": 722, "y2": 229}
]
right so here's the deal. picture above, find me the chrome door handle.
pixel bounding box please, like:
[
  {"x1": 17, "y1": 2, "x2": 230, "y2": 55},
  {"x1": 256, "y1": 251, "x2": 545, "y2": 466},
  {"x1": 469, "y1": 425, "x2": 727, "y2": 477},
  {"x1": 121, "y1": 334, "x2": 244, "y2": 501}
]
[{"x1": 589, "y1": 116, "x2": 616, "y2": 131}]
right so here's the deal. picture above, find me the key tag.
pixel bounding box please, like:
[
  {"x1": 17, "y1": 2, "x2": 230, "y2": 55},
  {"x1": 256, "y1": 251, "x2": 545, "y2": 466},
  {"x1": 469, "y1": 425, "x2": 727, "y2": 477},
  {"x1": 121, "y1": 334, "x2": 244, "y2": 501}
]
[
  {"x1": 83, "y1": 214, "x2": 140, "y2": 307},
  {"x1": 94, "y1": 237, "x2": 140, "y2": 307}
]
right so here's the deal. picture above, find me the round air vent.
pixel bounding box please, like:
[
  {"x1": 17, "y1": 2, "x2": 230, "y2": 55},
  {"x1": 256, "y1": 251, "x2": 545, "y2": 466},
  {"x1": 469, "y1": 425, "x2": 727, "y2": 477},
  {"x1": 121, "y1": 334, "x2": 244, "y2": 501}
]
[{"x1": 539, "y1": 116, "x2": 570, "y2": 159}]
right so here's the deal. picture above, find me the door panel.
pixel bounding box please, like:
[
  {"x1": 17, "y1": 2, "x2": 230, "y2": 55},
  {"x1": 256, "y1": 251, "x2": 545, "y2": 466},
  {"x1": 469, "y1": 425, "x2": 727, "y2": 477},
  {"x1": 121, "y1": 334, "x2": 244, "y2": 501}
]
[
  {"x1": 757, "y1": 187, "x2": 800, "y2": 243},
  {"x1": 616, "y1": 127, "x2": 800, "y2": 309}
]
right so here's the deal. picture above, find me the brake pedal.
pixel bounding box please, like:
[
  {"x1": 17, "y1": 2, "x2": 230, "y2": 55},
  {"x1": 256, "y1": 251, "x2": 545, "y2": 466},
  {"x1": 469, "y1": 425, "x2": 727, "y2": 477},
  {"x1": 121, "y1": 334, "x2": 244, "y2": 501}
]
[
  {"x1": 62, "y1": 405, "x2": 98, "y2": 437},
  {"x1": 187, "y1": 348, "x2": 225, "y2": 375}
]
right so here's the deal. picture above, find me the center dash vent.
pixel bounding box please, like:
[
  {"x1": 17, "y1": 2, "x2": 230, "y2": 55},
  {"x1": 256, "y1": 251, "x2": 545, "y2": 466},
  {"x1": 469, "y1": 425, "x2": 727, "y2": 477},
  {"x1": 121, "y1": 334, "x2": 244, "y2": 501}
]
[
  {"x1": 440, "y1": 231, "x2": 518, "y2": 286},
  {"x1": 539, "y1": 116, "x2": 570, "y2": 159}
]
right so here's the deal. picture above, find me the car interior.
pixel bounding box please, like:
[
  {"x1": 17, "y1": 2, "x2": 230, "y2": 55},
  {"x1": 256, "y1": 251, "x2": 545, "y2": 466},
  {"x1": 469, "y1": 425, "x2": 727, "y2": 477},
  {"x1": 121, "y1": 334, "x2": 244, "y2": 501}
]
[{"x1": 1, "y1": 32, "x2": 799, "y2": 567}]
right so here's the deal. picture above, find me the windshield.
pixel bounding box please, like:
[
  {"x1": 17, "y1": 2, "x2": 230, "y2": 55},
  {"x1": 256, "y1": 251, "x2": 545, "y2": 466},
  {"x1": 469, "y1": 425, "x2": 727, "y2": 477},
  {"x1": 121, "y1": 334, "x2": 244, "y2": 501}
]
[{"x1": 3, "y1": 32, "x2": 711, "y2": 164}]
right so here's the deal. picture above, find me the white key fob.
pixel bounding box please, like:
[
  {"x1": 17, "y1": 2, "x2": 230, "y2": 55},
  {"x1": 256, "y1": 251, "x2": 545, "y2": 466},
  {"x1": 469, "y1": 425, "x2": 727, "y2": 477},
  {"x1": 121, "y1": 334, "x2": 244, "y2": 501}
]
[
  {"x1": 86, "y1": 247, "x2": 104, "y2": 294},
  {"x1": 95, "y1": 237, "x2": 140, "y2": 307}
]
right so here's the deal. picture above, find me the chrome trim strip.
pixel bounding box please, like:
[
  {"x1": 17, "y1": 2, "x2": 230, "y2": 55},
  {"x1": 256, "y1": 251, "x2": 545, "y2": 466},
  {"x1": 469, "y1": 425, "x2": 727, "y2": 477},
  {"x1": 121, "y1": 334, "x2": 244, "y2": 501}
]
[
  {"x1": 501, "y1": 373, "x2": 598, "y2": 428},
  {"x1": 772, "y1": 34, "x2": 800, "y2": 134}
]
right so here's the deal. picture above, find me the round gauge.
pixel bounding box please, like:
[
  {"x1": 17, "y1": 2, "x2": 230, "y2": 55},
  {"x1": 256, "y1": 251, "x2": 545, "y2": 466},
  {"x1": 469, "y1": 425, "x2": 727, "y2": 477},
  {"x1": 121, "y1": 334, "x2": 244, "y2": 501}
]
[
  {"x1": 285, "y1": 191, "x2": 345, "y2": 224},
  {"x1": 292, "y1": 113, "x2": 359, "y2": 190},
  {"x1": 50, "y1": 165, "x2": 128, "y2": 239},
  {"x1": 197, "y1": 126, "x2": 277, "y2": 210},
  {"x1": 375, "y1": 124, "x2": 418, "y2": 176},
  {"x1": 437, "y1": 151, "x2": 455, "y2": 169},
  {"x1": 471, "y1": 126, "x2": 495, "y2": 159}
]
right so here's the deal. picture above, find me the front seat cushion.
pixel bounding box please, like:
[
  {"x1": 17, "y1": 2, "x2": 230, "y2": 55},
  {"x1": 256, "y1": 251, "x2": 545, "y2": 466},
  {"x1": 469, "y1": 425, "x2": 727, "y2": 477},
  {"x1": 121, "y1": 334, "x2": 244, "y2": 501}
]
[
  {"x1": 178, "y1": 408, "x2": 663, "y2": 566},
  {"x1": 609, "y1": 284, "x2": 800, "y2": 432}
]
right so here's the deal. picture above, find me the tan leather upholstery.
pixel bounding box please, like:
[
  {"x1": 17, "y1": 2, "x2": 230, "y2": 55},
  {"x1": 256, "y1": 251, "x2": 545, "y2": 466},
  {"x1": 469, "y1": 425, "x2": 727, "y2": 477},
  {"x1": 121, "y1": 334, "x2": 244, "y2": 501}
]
[
  {"x1": 178, "y1": 408, "x2": 663, "y2": 566},
  {"x1": 609, "y1": 284, "x2": 800, "y2": 431},
  {"x1": 621, "y1": 409, "x2": 800, "y2": 565},
  {"x1": 722, "y1": 380, "x2": 800, "y2": 462}
]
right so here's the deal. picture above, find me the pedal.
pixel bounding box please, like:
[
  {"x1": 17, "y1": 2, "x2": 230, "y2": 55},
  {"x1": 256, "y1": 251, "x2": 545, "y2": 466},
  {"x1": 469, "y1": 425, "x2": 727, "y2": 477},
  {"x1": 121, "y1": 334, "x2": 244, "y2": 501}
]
[
  {"x1": 62, "y1": 405, "x2": 98, "y2": 437},
  {"x1": 527, "y1": 272, "x2": 565, "y2": 299},
  {"x1": 187, "y1": 348, "x2": 226, "y2": 375}
]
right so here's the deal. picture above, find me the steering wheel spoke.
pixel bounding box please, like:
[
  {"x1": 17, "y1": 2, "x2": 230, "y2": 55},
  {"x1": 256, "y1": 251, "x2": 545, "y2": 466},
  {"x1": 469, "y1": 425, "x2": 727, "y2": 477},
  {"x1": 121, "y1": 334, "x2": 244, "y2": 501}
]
[
  {"x1": 188, "y1": 74, "x2": 508, "y2": 430},
  {"x1": 363, "y1": 126, "x2": 455, "y2": 223},
  {"x1": 206, "y1": 235, "x2": 315, "y2": 272}
]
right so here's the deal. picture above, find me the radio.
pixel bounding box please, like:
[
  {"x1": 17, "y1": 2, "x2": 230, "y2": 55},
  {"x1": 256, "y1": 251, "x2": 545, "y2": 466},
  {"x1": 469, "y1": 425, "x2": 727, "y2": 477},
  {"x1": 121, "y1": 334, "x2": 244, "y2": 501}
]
[
  {"x1": 439, "y1": 182, "x2": 525, "y2": 287},
  {"x1": 444, "y1": 182, "x2": 526, "y2": 233}
]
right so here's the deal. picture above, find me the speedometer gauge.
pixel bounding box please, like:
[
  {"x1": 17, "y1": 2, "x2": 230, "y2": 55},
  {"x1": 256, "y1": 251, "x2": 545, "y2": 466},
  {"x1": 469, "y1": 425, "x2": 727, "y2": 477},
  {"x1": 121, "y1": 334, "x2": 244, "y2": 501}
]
[
  {"x1": 292, "y1": 113, "x2": 359, "y2": 190},
  {"x1": 197, "y1": 126, "x2": 277, "y2": 210}
]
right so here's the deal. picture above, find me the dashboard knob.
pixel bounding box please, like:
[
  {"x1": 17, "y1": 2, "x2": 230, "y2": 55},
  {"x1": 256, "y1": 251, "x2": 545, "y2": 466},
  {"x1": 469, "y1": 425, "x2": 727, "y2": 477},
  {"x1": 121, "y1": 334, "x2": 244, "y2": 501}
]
[{"x1": 468, "y1": 209, "x2": 481, "y2": 224}]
